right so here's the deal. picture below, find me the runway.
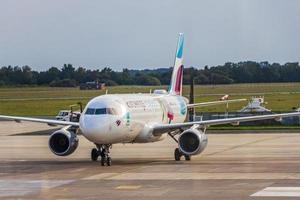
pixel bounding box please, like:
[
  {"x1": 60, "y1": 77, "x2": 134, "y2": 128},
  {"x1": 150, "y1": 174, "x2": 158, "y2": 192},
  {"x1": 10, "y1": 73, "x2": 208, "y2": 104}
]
[{"x1": 1, "y1": 122, "x2": 300, "y2": 199}]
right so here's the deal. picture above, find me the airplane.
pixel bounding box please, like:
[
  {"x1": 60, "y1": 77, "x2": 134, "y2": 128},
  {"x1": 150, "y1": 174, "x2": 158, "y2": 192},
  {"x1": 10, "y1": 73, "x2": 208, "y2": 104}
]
[{"x1": 1, "y1": 33, "x2": 299, "y2": 166}]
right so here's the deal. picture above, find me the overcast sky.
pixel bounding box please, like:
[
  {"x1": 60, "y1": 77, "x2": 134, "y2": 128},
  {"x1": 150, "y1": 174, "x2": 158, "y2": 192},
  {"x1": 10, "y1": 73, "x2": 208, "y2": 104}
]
[{"x1": 0, "y1": 0, "x2": 299, "y2": 71}]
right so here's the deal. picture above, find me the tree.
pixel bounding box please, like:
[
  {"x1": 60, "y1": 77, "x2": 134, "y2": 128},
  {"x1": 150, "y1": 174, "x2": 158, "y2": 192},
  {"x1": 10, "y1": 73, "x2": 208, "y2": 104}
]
[
  {"x1": 1, "y1": 61, "x2": 300, "y2": 86},
  {"x1": 50, "y1": 79, "x2": 76, "y2": 87},
  {"x1": 61, "y1": 64, "x2": 75, "y2": 79},
  {"x1": 135, "y1": 74, "x2": 161, "y2": 85}
]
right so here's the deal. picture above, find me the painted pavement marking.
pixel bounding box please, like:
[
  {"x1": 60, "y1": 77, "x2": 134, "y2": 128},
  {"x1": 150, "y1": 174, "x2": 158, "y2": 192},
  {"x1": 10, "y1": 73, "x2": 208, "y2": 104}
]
[
  {"x1": 82, "y1": 173, "x2": 118, "y2": 180},
  {"x1": 0, "y1": 180, "x2": 74, "y2": 197},
  {"x1": 82, "y1": 172, "x2": 300, "y2": 180},
  {"x1": 115, "y1": 185, "x2": 142, "y2": 190},
  {"x1": 251, "y1": 187, "x2": 300, "y2": 197}
]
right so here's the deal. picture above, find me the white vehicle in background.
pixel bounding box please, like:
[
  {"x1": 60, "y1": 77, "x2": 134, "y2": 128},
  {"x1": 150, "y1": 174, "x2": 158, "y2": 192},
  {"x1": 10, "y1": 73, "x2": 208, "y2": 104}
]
[
  {"x1": 239, "y1": 96, "x2": 271, "y2": 113},
  {"x1": 55, "y1": 103, "x2": 83, "y2": 122},
  {"x1": 55, "y1": 110, "x2": 81, "y2": 122},
  {"x1": 0, "y1": 34, "x2": 299, "y2": 166}
]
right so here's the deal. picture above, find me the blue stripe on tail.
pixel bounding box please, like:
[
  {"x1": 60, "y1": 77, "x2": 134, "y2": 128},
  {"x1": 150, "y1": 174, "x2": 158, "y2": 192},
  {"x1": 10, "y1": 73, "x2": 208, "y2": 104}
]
[{"x1": 176, "y1": 33, "x2": 184, "y2": 59}]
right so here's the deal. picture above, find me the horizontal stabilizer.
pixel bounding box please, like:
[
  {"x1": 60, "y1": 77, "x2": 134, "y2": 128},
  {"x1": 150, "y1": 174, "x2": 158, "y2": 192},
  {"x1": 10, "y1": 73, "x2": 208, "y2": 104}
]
[{"x1": 187, "y1": 99, "x2": 247, "y2": 108}]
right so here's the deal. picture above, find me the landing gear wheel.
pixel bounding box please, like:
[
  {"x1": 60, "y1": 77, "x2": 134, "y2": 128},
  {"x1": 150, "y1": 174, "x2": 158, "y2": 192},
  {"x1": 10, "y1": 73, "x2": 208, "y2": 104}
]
[
  {"x1": 101, "y1": 156, "x2": 106, "y2": 166},
  {"x1": 91, "y1": 148, "x2": 99, "y2": 161},
  {"x1": 107, "y1": 157, "x2": 112, "y2": 166},
  {"x1": 174, "y1": 148, "x2": 182, "y2": 161},
  {"x1": 184, "y1": 155, "x2": 191, "y2": 161},
  {"x1": 95, "y1": 144, "x2": 112, "y2": 166}
]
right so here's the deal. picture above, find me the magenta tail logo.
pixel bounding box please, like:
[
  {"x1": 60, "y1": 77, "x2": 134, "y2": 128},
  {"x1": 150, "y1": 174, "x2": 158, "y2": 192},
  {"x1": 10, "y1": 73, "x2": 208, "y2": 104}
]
[{"x1": 175, "y1": 65, "x2": 183, "y2": 95}]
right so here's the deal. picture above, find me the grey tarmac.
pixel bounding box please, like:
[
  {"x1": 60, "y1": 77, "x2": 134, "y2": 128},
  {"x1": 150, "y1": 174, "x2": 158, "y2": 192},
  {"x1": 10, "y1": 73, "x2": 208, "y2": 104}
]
[{"x1": 1, "y1": 122, "x2": 300, "y2": 199}]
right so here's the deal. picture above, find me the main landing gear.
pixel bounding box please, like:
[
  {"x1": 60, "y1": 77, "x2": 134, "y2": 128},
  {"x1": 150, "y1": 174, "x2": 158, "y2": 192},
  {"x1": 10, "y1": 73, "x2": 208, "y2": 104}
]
[
  {"x1": 91, "y1": 144, "x2": 112, "y2": 166},
  {"x1": 168, "y1": 131, "x2": 192, "y2": 162},
  {"x1": 174, "y1": 148, "x2": 191, "y2": 161},
  {"x1": 167, "y1": 130, "x2": 191, "y2": 162}
]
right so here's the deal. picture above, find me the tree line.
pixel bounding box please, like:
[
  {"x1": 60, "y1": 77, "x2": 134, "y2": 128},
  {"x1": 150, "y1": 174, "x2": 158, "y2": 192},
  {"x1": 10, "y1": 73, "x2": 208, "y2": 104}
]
[{"x1": 0, "y1": 61, "x2": 299, "y2": 87}]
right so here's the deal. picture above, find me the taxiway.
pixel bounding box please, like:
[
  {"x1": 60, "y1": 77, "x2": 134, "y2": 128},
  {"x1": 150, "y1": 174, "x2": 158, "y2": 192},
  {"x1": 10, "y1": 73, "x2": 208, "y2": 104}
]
[{"x1": 1, "y1": 122, "x2": 300, "y2": 199}]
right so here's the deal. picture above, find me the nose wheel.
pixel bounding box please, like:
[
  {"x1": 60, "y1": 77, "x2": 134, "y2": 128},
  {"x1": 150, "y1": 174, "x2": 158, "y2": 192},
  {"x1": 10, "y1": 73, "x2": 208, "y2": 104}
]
[
  {"x1": 91, "y1": 148, "x2": 99, "y2": 161},
  {"x1": 91, "y1": 144, "x2": 112, "y2": 166}
]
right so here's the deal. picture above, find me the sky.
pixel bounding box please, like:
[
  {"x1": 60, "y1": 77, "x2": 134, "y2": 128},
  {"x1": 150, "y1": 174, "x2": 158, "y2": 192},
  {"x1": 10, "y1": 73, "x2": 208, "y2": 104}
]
[{"x1": 0, "y1": 0, "x2": 299, "y2": 71}]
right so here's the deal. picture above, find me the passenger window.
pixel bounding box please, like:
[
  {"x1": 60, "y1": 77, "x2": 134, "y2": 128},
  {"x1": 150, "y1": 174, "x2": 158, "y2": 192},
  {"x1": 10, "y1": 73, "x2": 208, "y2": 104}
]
[{"x1": 85, "y1": 108, "x2": 95, "y2": 115}]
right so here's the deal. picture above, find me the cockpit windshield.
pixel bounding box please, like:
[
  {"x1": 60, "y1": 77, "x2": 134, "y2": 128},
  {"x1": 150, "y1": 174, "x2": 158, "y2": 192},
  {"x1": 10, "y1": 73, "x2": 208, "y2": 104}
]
[
  {"x1": 85, "y1": 108, "x2": 95, "y2": 115},
  {"x1": 85, "y1": 108, "x2": 119, "y2": 115},
  {"x1": 95, "y1": 108, "x2": 106, "y2": 115}
]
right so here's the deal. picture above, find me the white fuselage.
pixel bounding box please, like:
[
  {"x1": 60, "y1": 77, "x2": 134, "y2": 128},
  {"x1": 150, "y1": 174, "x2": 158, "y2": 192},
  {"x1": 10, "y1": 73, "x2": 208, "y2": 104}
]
[{"x1": 79, "y1": 94, "x2": 188, "y2": 144}]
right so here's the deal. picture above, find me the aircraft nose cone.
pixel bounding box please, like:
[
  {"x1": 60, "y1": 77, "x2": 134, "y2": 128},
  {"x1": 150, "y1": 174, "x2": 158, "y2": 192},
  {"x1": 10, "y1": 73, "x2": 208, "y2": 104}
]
[{"x1": 80, "y1": 116, "x2": 109, "y2": 142}]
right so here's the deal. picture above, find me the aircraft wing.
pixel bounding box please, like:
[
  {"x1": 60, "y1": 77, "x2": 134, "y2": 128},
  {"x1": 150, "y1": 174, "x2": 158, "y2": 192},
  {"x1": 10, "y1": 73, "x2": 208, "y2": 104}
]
[
  {"x1": 187, "y1": 99, "x2": 247, "y2": 108},
  {"x1": 152, "y1": 112, "x2": 300, "y2": 135},
  {"x1": 0, "y1": 115, "x2": 79, "y2": 126}
]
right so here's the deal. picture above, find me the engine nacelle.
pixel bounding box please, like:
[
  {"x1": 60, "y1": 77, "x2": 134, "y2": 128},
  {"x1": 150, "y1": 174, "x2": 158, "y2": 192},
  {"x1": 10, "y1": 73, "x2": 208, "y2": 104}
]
[
  {"x1": 48, "y1": 129, "x2": 79, "y2": 156},
  {"x1": 178, "y1": 128, "x2": 208, "y2": 155}
]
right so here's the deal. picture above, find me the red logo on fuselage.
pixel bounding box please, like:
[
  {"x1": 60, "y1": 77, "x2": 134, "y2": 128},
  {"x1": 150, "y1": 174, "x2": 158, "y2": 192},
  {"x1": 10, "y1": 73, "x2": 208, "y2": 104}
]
[{"x1": 167, "y1": 111, "x2": 174, "y2": 121}]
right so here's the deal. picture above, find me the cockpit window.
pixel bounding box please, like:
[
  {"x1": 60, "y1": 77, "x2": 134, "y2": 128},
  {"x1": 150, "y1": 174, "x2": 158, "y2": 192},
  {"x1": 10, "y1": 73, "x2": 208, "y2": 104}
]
[
  {"x1": 85, "y1": 108, "x2": 95, "y2": 115},
  {"x1": 85, "y1": 108, "x2": 120, "y2": 115},
  {"x1": 95, "y1": 108, "x2": 106, "y2": 115}
]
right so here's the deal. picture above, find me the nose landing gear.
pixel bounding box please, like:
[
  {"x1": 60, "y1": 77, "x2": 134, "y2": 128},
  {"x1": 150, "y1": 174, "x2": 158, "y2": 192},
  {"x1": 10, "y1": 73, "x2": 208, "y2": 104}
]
[
  {"x1": 91, "y1": 144, "x2": 112, "y2": 166},
  {"x1": 100, "y1": 145, "x2": 112, "y2": 166},
  {"x1": 91, "y1": 148, "x2": 99, "y2": 161}
]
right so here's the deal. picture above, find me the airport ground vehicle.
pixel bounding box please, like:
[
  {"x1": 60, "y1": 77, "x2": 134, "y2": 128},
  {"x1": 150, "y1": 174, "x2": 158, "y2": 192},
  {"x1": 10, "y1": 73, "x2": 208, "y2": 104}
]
[
  {"x1": 55, "y1": 110, "x2": 81, "y2": 122},
  {"x1": 55, "y1": 103, "x2": 83, "y2": 122}
]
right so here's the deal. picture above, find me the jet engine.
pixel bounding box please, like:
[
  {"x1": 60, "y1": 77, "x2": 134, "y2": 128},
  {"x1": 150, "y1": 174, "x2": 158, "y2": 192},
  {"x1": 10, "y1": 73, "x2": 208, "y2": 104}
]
[
  {"x1": 178, "y1": 128, "x2": 207, "y2": 155},
  {"x1": 48, "y1": 129, "x2": 78, "y2": 156}
]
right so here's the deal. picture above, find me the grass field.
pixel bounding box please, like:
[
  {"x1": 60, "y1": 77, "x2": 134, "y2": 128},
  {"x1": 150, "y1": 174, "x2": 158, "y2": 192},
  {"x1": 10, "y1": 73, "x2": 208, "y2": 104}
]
[{"x1": 1, "y1": 83, "x2": 300, "y2": 116}]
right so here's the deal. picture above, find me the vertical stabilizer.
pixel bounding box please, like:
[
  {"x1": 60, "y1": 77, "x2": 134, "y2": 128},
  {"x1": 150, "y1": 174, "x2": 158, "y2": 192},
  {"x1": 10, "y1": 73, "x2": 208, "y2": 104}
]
[{"x1": 169, "y1": 33, "x2": 184, "y2": 96}]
